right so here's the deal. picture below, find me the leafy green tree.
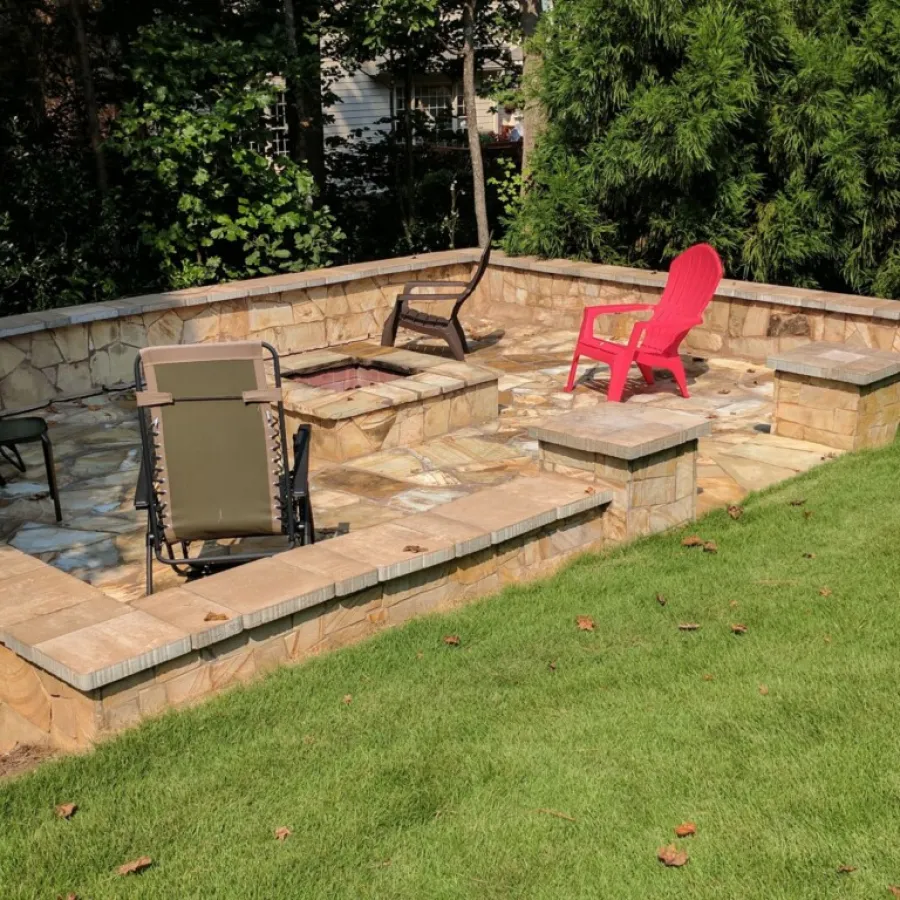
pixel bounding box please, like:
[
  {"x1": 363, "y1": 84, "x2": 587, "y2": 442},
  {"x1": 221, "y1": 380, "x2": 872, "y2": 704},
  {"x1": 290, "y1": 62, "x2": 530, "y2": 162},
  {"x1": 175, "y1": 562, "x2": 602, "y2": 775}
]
[
  {"x1": 508, "y1": 0, "x2": 900, "y2": 299},
  {"x1": 109, "y1": 18, "x2": 342, "y2": 289}
]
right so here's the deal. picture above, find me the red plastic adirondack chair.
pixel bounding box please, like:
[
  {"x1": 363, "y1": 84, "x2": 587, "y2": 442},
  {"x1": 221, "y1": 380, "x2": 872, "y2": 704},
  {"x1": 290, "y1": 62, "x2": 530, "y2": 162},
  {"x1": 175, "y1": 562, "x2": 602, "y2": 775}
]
[{"x1": 564, "y1": 243, "x2": 723, "y2": 401}]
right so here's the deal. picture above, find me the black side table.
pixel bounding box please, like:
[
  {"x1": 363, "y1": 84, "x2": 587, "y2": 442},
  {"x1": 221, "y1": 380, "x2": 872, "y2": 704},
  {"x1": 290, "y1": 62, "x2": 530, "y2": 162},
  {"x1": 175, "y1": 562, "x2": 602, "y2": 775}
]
[{"x1": 0, "y1": 417, "x2": 62, "y2": 522}]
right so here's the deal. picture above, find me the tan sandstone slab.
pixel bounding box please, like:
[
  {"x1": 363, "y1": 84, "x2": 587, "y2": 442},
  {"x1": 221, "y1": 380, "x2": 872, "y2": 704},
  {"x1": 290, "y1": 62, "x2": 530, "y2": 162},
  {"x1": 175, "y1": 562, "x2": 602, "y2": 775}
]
[
  {"x1": 435, "y1": 479, "x2": 561, "y2": 543},
  {"x1": 279, "y1": 543, "x2": 379, "y2": 596},
  {"x1": 131, "y1": 587, "x2": 243, "y2": 650},
  {"x1": 767, "y1": 341, "x2": 900, "y2": 386},
  {"x1": 4, "y1": 594, "x2": 129, "y2": 649},
  {"x1": 185, "y1": 557, "x2": 335, "y2": 629},
  {"x1": 0, "y1": 545, "x2": 46, "y2": 581},
  {"x1": 529, "y1": 406, "x2": 710, "y2": 460},
  {"x1": 325, "y1": 522, "x2": 456, "y2": 581},
  {"x1": 0, "y1": 566, "x2": 102, "y2": 630},
  {"x1": 29, "y1": 610, "x2": 192, "y2": 691}
]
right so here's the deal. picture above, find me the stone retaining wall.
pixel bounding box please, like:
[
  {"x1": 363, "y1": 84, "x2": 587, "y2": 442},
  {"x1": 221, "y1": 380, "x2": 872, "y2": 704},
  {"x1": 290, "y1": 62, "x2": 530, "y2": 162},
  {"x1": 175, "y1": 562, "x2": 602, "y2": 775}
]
[
  {"x1": 4, "y1": 247, "x2": 900, "y2": 412},
  {"x1": 0, "y1": 252, "x2": 479, "y2": 414},
  {"x1": 475, "y1": 254, "x2": 900, "y2": 363},
  {"x1": 0, "y1": 475, "x2": 612, "y2": 752}
]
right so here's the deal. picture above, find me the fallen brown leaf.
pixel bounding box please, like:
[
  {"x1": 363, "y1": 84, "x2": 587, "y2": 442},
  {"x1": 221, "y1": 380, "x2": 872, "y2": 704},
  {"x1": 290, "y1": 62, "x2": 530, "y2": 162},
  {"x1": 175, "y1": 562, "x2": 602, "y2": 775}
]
[
  {"x1": 759, "y1": 684, "x2": 769, "y2": 695},
  {"x1": 889, "y1": 885, "x2": 900, "y2": 897},
  {"x1": 702, "y1": 673, "x2": 714, "y2": 682},
  {"x1": 729, "y1": 600, "x2": 738, "y2": 608},
  {"x1": 342, "y1": 694, "x2": 353, "y2": 705},
  {"x1": 731, "y1": 623, "x2": 748, "y2": 635},
  {"x1": 789, "y1": 498, "x2": 806, "y2": 506},
  {"x1": 718, "y1": 389, "x2": 731, "y2": 395},
  {"x1": 548, "y1": 660, "x2": 557, "y2": 673},
  {"x1": 403, "y1": 544, "x2": 428, "y2": 553},
  {"x1": 703, "y1": 541, "x2": 718, "y2": 553},
  {"x1": 57, "y1": 894, "x2": 78, "y2": 900},
  {"x1": 657, "y1": 844, "x2": 689, "y2": 867},
  {"x1": 534, "y1": 808, "x2": 576, "y2": 822},
  {"x1": 819, "y1": 587, "x2": 833, "y2": 597},
  {"x1": 678, "y1": 623, "x2": 700, "y2": 632},
  {"x1": 681, "y1": 535, "x2": 704, "y2": 547},
  {"x1": 837, "y1": 865, "x2": 857, "y2": 874},
  {"x1": 674, "y1": 822, "x2": 697, "y2": 838},
  {"x1": 656, "y1": 592, "x2": 668, "y2": 606},
  {"x1": 802, "y1": 552, "x2": 816, "y2": 559},
  {"x1": 203, "y1": 611, "x2": 229, "y2": 622},
  {"x1": 55, "y1": 802, "x2": 77, "y2": 819},
  {"x1": 803, "y1": 509, "x2": 814, "y2": 520},
  {"x1": 727, "y1": 505, "x2": 744, "y2": 520},
  {"x1": 274, "y1": 826, "x2": 292, "y2": 841},
  {"x1": 746, "y1": 368, "x2": 757, "y2": 374},
  {"x1": 415, "y1": 650, "x2": 424, "y2": 659},
  {"x1": 576, "y1": 615, "x2": 595, "y2": 631},
  {"x1": 706, "y1": 412, "x2": 719, "y2": 419},
  {"x1": 584, "y1": 486, "x2": 595, "y2": 495},
  {"x1": 442, "y1": 634, "x2": 460, "y2": 646},
  {"x1": 824, "y1": 635, "x2": 832, "y2": 644},
  {"x1": 117, "y1": 856, "x2": 152, "y2": 876}
]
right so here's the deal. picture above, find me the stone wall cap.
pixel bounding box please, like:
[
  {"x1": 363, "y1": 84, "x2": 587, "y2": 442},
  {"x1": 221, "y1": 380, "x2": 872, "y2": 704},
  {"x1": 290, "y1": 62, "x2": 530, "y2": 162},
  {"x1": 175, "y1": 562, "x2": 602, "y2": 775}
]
[
  {"x1": 0, "y1": 249, "x2": 481, "y2": 338},
  {"x1": 767, "y1": 341, "x2": 900, "y2": 386},
  {"x1": 529, "y1": 406, "x2": 711, "y2": 460},
  {"x1": 489, "y1": 251, "x2": 900, "y2": 320}
]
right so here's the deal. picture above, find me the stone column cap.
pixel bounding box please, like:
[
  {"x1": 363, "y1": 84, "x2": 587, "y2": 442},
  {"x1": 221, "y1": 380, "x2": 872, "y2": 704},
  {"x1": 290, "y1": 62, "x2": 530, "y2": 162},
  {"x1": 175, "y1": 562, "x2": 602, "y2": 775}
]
[
  {"x1": 529, "y1": 406, "x2": 710, "y2": 460},
  {"x1": 767, "y1": 341, "x2": 900, "y2": 386}
]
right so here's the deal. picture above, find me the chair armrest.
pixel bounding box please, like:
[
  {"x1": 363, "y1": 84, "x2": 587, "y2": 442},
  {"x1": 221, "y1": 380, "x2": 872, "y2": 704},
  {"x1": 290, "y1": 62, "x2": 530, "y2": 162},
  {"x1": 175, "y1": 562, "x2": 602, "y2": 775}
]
[
  {"x1": 403, "y1": 280, "x2": 468, "y2": 293},
  {"x1": 135, "y1": 456, "x2": 150, "y2": 510}
]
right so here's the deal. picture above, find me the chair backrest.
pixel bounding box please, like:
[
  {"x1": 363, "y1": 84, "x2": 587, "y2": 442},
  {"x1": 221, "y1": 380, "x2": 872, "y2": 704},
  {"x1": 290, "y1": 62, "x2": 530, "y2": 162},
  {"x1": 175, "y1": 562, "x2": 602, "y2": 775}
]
[
  {"x1": 135, "y1": 341, "x2": 287, "y2": 544},
  {"x1": 640, "y1": 243, "x2": 724, "y2": 355},
  {"x1": 453, "y1": 234, "x2": 493, "y2": 316}
]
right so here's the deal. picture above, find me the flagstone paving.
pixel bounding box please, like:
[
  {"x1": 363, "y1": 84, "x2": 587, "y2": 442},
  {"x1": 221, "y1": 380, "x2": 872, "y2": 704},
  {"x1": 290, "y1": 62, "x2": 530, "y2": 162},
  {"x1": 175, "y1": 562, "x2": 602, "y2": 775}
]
[{"x1": 0, "y1": 320, "x2": 841, "y2": 601}]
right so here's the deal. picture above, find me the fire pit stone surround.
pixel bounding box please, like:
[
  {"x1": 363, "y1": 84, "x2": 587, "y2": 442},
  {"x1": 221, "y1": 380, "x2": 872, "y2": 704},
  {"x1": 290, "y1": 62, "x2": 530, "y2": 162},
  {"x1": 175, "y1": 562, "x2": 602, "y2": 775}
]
[{"x1": 280, "y1": 346, "x2": 499, "y2": 463}]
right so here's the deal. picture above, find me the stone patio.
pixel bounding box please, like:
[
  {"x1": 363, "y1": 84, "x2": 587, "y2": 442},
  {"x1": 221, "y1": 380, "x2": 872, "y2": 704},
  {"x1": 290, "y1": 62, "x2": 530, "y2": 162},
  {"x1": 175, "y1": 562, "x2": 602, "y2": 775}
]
[{"x1": 0, "y1": 320, "x2": 842, "y2": 603}]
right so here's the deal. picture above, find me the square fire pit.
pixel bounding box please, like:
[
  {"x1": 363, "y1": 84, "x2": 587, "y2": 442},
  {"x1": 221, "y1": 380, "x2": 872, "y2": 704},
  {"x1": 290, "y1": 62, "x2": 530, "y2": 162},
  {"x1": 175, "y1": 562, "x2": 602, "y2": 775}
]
[{"x1": 281, "y1": 347, "x2": 499, "y2": 463}]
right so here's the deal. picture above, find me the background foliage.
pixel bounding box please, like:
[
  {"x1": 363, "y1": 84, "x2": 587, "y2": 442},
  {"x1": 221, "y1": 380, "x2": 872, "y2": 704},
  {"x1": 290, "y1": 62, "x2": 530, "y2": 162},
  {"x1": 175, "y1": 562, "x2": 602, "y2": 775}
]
[
  {"x1": 0, "y1": 0, "x2": 517, "y2": 315},
  {"x1": 506, "y1": 0, "x2": 900, "y2": 298}
]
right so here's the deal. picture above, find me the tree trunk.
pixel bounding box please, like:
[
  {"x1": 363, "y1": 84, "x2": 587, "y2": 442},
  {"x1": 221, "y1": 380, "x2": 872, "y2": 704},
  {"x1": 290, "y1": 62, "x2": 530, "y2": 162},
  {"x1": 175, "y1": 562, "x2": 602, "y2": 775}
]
[
  {"x1": 520, "y1": 0, "x2": 544, "y2": 179},
  {"x1": 463, "y1": 0, "x2": 489, "y2": 247},
  {"x1": 283, "y1": 0, "x2": 326, "y2": 198},
  {"x1": 401, "y1": 58, "x2": 416, "y2": 248},
  {"x1": 69, "y1": 0, "x2": 107, "y2": 195}
]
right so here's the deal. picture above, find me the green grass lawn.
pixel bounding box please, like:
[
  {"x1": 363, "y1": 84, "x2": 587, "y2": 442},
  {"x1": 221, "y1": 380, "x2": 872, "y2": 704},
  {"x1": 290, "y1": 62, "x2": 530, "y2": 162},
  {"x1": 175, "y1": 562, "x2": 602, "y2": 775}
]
[{"x1": 2, "y1": 441, "x2": 900, "y2": 899}]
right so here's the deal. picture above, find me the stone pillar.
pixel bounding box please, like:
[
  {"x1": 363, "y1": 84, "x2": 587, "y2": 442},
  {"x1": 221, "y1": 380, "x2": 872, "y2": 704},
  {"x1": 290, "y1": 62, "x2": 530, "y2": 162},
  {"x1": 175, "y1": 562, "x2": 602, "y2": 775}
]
[{"x1": 531, "y1": 407, "x2": 710, "y2": 544}]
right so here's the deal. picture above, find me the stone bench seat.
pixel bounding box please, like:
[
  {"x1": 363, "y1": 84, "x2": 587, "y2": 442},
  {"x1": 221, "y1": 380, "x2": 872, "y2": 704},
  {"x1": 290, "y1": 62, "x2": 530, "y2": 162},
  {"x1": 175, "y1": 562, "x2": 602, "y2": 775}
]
[{"x1": 767, "y1": 341, "x2": 900, "y2": 451}]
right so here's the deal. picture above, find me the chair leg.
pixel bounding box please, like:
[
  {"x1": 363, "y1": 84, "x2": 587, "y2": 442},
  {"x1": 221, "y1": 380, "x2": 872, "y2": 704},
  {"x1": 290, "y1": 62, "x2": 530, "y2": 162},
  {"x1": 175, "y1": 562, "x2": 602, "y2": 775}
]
[
  {"x1": 607, "y1": 357, "x2": 631, "y2": 403},
  {"x1": 145, "y1": 532, "x2": 154, "y2": 595},
  {"x1": 444, "y1": 323, "x2": 466, "y2": 362},
  {"x1": 0, "y1": 443, "x2": 26, "y2": 473},
  {"x1": 452, "y1": 317, "x2": 470, "y2": 354},
  {"x1": 564, "y1": 353, "x2": 581, "y2": 392},
  {"x1": 304, "y1": 498, "x2": 316, "y2": 546},
  {"x1": 669, "y1": 358, "x2": 690, "y2": 398},
  {"x1": 40, "y1": 434, "x2": 62, "y2": 523},
  {"x1": 381, "y1": 303, "x2": 401, "y2": 348},
  {"x1": 638, "y1": 364, "x2": 655, "y2": 386}
]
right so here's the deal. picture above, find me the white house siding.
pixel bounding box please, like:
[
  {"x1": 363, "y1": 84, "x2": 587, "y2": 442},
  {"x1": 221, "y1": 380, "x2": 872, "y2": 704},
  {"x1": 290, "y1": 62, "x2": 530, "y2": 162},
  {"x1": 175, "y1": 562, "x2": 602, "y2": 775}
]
[
  {"x1": 324, "y1": 63, "x2": 393, "y2": 142},
  {"x1": 324, "y1": 62, "x2": 500, "y2": 143}
]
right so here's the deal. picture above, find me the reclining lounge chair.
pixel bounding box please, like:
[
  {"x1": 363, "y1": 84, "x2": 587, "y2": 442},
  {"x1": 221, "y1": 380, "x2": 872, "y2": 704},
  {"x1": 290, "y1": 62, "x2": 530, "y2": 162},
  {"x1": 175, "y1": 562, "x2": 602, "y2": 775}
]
[{"x1": 134, "y1": 341, "x2": 314, "y2": 595}]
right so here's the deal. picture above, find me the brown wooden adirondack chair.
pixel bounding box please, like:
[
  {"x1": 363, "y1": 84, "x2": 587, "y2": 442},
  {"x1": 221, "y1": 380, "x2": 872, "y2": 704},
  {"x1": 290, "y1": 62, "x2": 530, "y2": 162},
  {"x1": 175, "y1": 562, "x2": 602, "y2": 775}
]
[{"x1": 380, "y1": 238, "x2": 492, "y2": 361}]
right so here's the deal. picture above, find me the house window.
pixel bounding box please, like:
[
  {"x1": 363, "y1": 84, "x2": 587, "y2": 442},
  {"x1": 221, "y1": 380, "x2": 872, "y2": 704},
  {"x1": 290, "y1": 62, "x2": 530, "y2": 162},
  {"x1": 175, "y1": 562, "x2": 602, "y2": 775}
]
[
  {"x1": 395, "y1": 83, "x2": 457, "y2": 130},
  {"x1": 264, "y1": 90, "x2": 290, "y2": 157}
]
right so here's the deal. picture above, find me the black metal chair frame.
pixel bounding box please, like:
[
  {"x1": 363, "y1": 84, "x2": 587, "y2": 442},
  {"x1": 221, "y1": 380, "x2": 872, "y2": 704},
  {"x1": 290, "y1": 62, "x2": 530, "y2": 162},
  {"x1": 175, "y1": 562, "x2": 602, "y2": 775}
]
[
  {"x1": 380, "y1": 238, "x2": 493, "y2": 361},
  {"x1": 134, "y1": 342, "x2": 315, "y2": 594},
  {"x1": 0, "y1": 418, "x2": 62, "y2": 522}
]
